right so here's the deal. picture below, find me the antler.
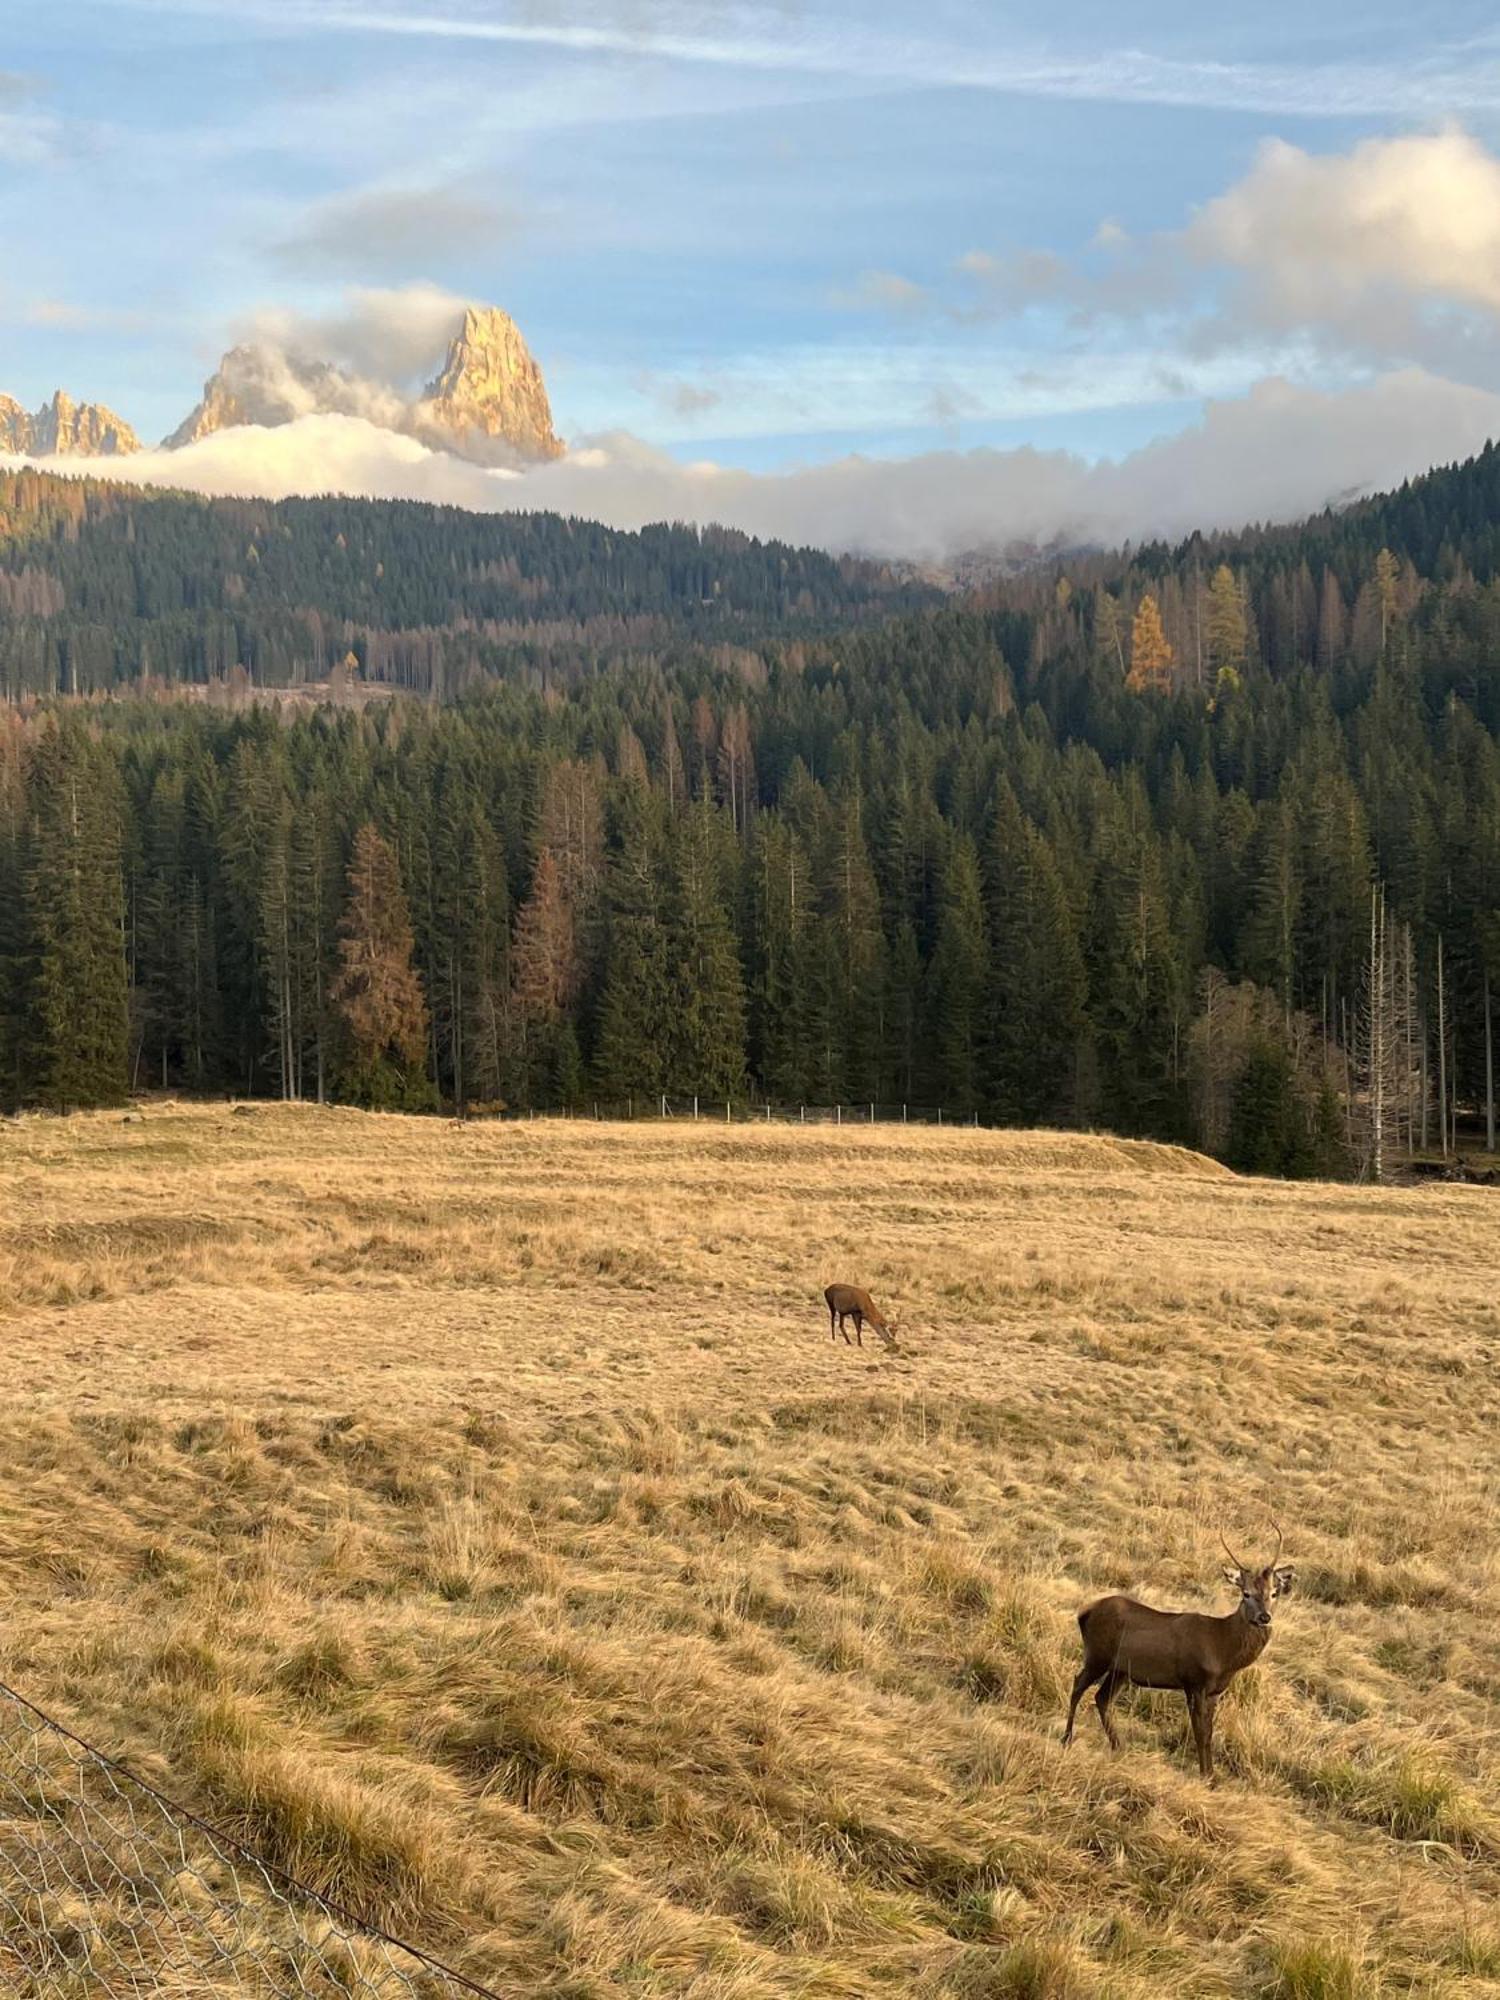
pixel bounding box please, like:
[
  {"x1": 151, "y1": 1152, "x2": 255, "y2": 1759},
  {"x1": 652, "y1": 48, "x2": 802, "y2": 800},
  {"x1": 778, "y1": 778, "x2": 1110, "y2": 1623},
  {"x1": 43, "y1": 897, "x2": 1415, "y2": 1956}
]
[
  {"x1": 1268, "y1": 1517, "x2": 1285, "y2": 1569},
  {"x1": 1218, "y1": 1525, "x2": 1248, "y2": 1574}
]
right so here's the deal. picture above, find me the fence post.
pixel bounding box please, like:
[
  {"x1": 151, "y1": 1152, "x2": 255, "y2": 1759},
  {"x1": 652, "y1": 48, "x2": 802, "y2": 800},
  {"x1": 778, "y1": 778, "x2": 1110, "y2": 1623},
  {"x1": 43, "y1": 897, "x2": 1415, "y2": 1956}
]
[
  {"x1": 800, "y1": 1105, "x2": 805, "y2": 1123},
  {"x1": 869, "y1": 1102, "x2": 874, "y2": 1123},
  {"x1": 937, "y1": 1107, "x2": 943, "y2": 1127},
  {"x1": 693, "y1": 1095, "x2": 699, "y2": 1120},
  {"x1": 902, "y1": 1102, "x2": 907, "y2": 1124},
  {"x1": 660, "y1": 1093, "x2": 667, "y2": 1119},
  {"x1": 836, "y1": 1103, "x2": 842, "y2": 1127},
  {"x1": 725, "y1": 1100, "x2": 731, "y2": 1123},
  {"x1": 628, "y1": 1095, "x2": 633, "y2": 1119},
  {"x1": 766, "y1": 1102, "x2": 771, "y2": 1123}
]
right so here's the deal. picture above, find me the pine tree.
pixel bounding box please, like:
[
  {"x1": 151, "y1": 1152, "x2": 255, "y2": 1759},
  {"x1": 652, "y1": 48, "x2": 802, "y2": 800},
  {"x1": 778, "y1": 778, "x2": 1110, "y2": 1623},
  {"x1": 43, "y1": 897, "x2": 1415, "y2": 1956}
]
[
  {"x1": 1205, "y1": 565, "x2": 1248, "y2": 677},
  {"x1": 750, "y1": 815, "x2": 819, "y2": 1102},
  {"x1": 819, "y1": 787, "x2": 885, "y2": 1101},
  {"x1": 667, "y1": 792, "x2": 748, "y2": 1098},
  {"x1": 928, "y1": 834, "x2": 987, "y2": 1115},
  {"x1": 331, "y1": 823, "x2": 433, "y2": 1108},
  {"x1": 20, "y1": 721, "x2": 129, "y2": 1109},
  {"x1": 593, "y1": 785, "x2": 674, "y2": 1098},
  {"x1": 1226, "y1": 1038, "x2": 1312, "y2": 1178},
  {"x1": 509, "y1": 847, "x2": 573, "y2": 1107},
  {"x1": 983, "y1": 791, "x2": 1087, "y2": 1124},
  {"x1": 0, "y1": 713, "x2": 27, "y2": 1107}
]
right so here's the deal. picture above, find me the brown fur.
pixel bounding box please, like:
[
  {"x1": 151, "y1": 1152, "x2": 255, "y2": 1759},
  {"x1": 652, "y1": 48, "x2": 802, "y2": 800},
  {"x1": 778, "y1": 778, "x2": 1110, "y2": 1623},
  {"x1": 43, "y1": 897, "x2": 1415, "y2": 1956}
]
[
  {"x1": 1063, "y1": 1532, "x2": 1295, "y2": 1779},
  {"x1": 823, "y1": 1283, "x2": 898, "y2": 1349}
]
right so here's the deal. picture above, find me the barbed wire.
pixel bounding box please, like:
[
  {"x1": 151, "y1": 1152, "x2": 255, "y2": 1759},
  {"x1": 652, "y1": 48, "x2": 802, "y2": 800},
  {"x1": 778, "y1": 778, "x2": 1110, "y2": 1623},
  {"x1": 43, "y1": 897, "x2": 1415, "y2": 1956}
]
[{"x1": 0, "y1": 1678, "x2": 508, "y2": 1998}]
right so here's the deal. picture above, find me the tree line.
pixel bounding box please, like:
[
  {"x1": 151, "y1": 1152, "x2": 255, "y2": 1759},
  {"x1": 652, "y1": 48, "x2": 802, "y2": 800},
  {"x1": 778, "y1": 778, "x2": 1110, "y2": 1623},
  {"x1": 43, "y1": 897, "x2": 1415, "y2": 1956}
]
[
  {"x1": 5, "y1": 478, "x2": 1500, "y2": 1174},
  {"x1": 0, "y1": 471, "x2": 932, "y2": 700}
]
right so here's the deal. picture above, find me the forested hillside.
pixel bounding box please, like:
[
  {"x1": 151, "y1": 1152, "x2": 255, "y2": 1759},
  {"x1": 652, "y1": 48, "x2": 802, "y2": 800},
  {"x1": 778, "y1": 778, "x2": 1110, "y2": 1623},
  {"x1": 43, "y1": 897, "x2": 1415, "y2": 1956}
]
[
  {"x1": 4, "y1": 450, "x2": 1500, "y2": 1173},
  {"x1": 0, "y1": 471, "x2": 932, "y2": 699}
]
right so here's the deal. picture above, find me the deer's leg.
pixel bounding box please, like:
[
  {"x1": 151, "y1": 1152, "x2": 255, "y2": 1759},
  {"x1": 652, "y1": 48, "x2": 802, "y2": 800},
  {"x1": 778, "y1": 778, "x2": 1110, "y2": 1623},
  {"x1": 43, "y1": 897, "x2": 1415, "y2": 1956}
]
[
  {"x1": 1186, "y1": 1691, "x2": 1213, "y2": 1780},
  {"x1": 1094, "y1": 1673, "x2": 1123, "y2": 1751},
  {"x1": 829, "y1": 1305, "x2": 837, "y2": 1341},
  {"x1": 853, "y1": 1311, "x2": 865, "y2": 1346},
  {"x1": 1063, "y1": 1662, "x2": 1104, "y2": 1746},
  {"x1": 838, "y1": 1312, "x2": 852, "y2": 1345}
]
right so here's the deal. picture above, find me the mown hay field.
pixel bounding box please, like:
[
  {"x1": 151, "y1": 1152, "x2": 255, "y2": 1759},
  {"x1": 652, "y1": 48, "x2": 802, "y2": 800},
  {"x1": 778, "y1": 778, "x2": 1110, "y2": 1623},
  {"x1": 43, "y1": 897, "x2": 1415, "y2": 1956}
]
[{"x1": 2, "y1": 1103, "x2": 1499, "y2": 1998}]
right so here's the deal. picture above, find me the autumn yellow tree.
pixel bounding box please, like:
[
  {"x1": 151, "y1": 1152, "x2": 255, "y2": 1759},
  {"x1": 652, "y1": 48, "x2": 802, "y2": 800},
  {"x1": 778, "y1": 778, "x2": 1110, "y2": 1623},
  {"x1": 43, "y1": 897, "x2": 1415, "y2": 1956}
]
[{"x1": 1126, "y1": 592, "x2": 1174, "y2": 693}]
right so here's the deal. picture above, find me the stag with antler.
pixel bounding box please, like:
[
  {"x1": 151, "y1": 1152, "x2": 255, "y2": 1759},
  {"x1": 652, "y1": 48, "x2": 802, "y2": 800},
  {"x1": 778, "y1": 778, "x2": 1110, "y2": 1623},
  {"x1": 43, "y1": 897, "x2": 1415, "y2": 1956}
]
[{"x1": 1063, "y1": 1523, "x2": 1295, "y2": 1779}]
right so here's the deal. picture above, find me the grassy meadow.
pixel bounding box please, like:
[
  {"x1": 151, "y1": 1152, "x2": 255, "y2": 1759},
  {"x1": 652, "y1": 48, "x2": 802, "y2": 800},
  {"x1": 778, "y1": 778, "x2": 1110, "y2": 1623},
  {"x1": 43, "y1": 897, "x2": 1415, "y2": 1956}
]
[{"x1": 2, "y1": 1103, "x2": 1499, "y2": 1997}]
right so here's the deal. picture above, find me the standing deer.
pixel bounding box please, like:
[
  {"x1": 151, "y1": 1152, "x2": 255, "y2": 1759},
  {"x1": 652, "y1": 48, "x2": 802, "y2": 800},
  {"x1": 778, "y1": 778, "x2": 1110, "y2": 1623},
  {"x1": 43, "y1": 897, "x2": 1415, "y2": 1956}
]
[
  {"x1": 824, "y1": 1283, "x2": 899, "y2": 1350},
  {"x1": 1062, "y1": 1525, "x2": 1295, "y2": 1780}
]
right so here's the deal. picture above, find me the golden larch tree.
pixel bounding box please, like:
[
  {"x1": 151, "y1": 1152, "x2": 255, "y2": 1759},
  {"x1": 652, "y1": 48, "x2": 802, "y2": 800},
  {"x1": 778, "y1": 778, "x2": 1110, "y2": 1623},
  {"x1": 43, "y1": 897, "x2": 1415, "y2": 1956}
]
[{"x1": 1127, "y1": 592, "x2": 1175, "y2": 693}]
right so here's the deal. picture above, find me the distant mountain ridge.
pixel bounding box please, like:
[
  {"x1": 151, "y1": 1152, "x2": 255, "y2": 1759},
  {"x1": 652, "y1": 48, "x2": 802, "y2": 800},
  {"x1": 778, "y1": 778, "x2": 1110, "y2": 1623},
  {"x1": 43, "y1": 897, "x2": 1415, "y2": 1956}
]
[
  {"x1": 6, "y1": 301, "x2": 563, "y2": 467},
  {"x1": 0, "y1": 390, "x2": 140, "y2": 457}
]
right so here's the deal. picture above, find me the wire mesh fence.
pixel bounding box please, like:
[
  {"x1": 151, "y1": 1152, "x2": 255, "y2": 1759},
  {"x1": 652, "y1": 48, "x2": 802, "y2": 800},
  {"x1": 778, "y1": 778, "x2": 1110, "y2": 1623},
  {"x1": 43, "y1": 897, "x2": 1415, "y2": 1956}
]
[
  {"x1": 0, "y1": 1681, "x2": 503, "y2": 1999},
  {"x1": 499, "y1": 1096, "x2": 978, "y2": 1127}
]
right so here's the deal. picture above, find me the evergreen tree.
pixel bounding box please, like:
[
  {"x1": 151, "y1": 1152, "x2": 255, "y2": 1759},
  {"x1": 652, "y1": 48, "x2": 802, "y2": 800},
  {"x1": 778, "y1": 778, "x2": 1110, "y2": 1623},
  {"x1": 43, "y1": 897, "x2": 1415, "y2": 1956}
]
[
  {"x1": 20, "y1": 721, "x2": 129, "y2": 1109},
  {"x1": 928, "y1": 833, "x2": 987, "y2": 1115},
  {"x1": 818, "y1": 786, "x2": 885, "y2": 1101},
  {"x1": 594, "y1": 784, "x2": 674, "y2": 1098},
  {"x1": 331, "y1": 822, "x2": 433, "y2": 1108},
  {"x1": 1227, "y1": 1038, "x2": 1313, "y2": 1178},
  {"x1": 667, "y1": 792, "x2": 748, "y2": 1098},
  {"x1": 983, "y1": 791, "x2": 1087, "y2": 1124},
  {"x1": 750, "y1": 815, "x2": 820, "y2": 1102},
  {"x1": 510, "y1": 847, "x2": 577, "y2": 1106},
  {"x1": 1205, "y1": 564, "x2": 1248, "y2": 677}
]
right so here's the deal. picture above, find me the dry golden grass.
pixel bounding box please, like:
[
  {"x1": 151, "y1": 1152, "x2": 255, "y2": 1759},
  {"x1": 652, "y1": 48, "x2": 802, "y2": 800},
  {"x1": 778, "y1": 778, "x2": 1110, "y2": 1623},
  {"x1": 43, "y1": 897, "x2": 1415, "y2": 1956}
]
[{"x1": 2, "y1": 1102, "x2": 1499, "y2": 1997}]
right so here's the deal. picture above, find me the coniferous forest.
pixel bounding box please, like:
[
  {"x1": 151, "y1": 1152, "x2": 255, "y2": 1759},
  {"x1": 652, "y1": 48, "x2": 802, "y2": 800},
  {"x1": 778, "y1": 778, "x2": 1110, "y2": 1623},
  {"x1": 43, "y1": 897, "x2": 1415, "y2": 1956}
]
[{"x1": 6, "y1": 450, "x2": 1500, "y2": 1175}]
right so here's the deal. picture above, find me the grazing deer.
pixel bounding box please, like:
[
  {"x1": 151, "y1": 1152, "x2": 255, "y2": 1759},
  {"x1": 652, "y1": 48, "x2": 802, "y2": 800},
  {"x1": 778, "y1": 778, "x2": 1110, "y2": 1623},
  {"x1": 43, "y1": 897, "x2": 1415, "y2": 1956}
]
[
  {"x1": 824, "y1": 1283, "x2": 899, "y2": 1350},
  {"x1": 1062, "y1": 1525, "x2": 1295, "y2": 1780}
]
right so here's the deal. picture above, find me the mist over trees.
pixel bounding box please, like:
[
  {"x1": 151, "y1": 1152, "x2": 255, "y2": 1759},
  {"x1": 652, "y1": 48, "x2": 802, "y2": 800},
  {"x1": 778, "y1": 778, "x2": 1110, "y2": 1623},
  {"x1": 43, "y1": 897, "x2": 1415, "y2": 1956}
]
[{"x1": 4, "y1": 449, "x2": 1500, "y2": 1172}]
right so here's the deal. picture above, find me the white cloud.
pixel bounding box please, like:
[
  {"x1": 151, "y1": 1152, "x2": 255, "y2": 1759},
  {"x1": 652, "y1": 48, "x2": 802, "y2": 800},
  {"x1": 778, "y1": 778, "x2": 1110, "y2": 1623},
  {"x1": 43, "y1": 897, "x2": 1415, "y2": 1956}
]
[
  {"x1": 1189, "y1": 128, "x2": 1500, "y2": 326},
  {"x1": 241, "y1": 282, "x2": 468, "y2": 387},
  {"x1": 91, "y1": 1, "x2": 1500, "y2": 119},
  {"x1": 7, "y1": 368, "x2": 1497, "y2": 564},
  {"x1": 953, "y1": 128, "x2": 1500, "y2": 379}
]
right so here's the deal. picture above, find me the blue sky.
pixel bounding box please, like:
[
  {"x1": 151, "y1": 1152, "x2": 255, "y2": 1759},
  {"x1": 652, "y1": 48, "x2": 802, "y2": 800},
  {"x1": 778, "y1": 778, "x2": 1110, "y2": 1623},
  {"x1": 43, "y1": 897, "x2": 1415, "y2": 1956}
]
[{"x1": 8, "y1": 4, "x2": 1500, "y2": 552}]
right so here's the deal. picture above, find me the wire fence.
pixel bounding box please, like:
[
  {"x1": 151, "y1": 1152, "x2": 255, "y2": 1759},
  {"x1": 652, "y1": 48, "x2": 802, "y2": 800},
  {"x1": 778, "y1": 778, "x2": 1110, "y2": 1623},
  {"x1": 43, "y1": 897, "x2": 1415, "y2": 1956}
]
[
  {"x1": 498, "y1": 1097, "x2": 980, "y2": 1127},
  {"x1": 0, "y1": 1680, "x2": 504, "y2": 1999}
]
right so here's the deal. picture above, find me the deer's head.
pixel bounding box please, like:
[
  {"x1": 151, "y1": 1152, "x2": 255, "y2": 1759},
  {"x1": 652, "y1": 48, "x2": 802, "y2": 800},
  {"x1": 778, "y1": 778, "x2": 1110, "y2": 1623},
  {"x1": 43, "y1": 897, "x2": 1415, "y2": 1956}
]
[{"x1": 1220, "y1": 1524, "x2": 1295, "y2": 1628}]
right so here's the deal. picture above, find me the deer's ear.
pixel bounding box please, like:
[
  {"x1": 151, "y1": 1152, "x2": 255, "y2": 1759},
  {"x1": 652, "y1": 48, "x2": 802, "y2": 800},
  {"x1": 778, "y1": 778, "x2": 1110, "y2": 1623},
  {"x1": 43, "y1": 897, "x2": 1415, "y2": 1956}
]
[
  {"x1": 1222, "y1": 1566, "x2": 1244, "y2": 1588},
  {"x1": 1273, "y1": 1564, "x2": 1296, "y2": 1595}
]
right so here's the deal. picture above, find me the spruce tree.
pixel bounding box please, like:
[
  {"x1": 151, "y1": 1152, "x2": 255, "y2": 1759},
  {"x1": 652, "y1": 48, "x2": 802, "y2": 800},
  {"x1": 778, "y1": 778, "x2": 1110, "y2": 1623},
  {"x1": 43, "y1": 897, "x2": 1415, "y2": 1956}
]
[
  {"x1": 21, "y1": 721, "x2": 129, "y2": 1109},
  {"x1": 667, "y1": 792, "x2": 748, "y2": 1098},
  {"x1": 983, "y1": 791, "x2": 1086, "y2": 1125},
  {"x1": 331, "y1": 822, "x2": 434, "y2": 1109},
  {"x1": 928, "y1": 833, "x2": 987, "y2": 1116},
  {"x1": 593, "y1": 783, "x2": 674, "y2": 1099}
]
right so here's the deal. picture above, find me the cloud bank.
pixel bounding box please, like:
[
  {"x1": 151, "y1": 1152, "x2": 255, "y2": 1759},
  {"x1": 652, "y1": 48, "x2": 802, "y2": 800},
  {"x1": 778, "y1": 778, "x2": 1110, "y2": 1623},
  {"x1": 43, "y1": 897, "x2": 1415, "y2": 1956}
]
[{"x1": 8, "y1": 368, "x2": 1498, "y2": 563}]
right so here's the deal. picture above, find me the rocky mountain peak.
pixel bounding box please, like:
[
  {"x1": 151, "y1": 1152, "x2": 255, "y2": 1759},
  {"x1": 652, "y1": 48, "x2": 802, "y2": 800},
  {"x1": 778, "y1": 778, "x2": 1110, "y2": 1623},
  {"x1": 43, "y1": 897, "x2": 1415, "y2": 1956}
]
[
  {"x1": 0, "y1": 390, "x2": 141, "y2": 457},
  {"x1": 161, "y1": 303, "x2": 563, "y2": 466},
  {"x1": 418, "y1": 304, "x2": 563, "y2": 463}
]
